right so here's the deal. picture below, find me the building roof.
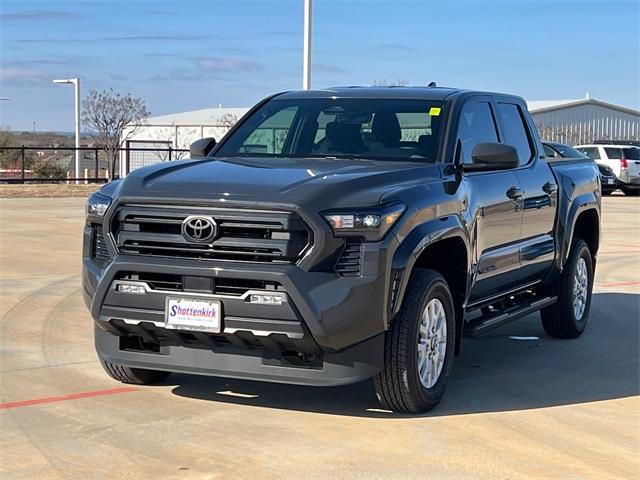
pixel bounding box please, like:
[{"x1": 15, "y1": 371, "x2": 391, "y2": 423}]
[
  {"x1": 527, "y1": 98, "x2": 640, "y2": 116},
  {"x1": 144, "y1": 107, "x2": 250, "y2": 126}
]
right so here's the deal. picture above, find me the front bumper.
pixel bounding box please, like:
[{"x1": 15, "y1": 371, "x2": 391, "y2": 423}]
[
  {"x1": 95, "y1": 325, "x2": 383, "y2": 386},
  {"x1": 84, "y1": 225, "x2": 394, "y2": 386}
]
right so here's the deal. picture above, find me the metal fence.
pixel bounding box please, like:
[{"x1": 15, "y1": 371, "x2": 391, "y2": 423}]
[{"x1": 0, "y1": 145, "x2": 189, "y2": 184}]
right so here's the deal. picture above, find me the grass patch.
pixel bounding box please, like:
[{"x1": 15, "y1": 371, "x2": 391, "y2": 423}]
[{"x1": 0, "y1": 184, "x2": 103, "y2": 198}]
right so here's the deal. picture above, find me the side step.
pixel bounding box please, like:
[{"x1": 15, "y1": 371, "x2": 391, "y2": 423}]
[{"x1": 463, "y1": 296, "x2": 557, "y2": 337}]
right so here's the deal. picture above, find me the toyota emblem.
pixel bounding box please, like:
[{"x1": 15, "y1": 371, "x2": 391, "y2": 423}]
[{"x1": 182, "y1": 215, "x2": 218, "y2": 243}]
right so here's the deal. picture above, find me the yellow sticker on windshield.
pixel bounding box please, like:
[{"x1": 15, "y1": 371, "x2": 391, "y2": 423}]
[{"x1": 429, "y1": 107, "x2": 441, "y2": 116}]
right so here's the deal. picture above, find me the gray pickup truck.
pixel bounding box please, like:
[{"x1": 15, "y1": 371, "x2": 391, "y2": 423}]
[{"x1": 83, "y1": 86, "x2": 601, "y2": 413}]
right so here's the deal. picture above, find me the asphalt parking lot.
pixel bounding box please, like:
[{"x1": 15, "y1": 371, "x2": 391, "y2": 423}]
[{"x1": 1, "y1": 195, "x2": 638, "y2": 479}]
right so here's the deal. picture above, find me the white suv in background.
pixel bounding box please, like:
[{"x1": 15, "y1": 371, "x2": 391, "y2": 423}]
[{"x1": 575, "y1": 144, "x2": 640, "y2": 196}]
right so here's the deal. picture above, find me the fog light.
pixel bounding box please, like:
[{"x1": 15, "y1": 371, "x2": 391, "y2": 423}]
[
  {"x1": 249, "y1": 293, "x2": 285, "y2": 305},
  {"x1": 117, "y1": 283, "x2": 146, "y2": 295}
]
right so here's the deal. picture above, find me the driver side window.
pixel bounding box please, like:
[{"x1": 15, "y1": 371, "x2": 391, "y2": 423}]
[
  {"x1": 455, "y1": 102, "x2": 499, "y2": 164},
  {"x1": 456, "y1": 102, "x2": 498, "y2": 163}
]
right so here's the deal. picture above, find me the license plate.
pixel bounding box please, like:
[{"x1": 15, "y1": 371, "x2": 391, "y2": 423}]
[
  {"x1": 165, "y1": 297, "x2": 221, "y2": 333},
  {"x1": 607, "y1": 178, "x2": 614, "y2": 185}
]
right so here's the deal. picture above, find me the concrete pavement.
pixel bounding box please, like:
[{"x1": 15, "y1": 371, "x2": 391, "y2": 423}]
[{"x1": 0, "y1": 195, "x2": 638, "y2": 479}]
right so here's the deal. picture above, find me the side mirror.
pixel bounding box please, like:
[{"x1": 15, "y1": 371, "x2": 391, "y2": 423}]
[
  {"x1": 462, "y1": 142, "x2": 519, "y2": 172},
  {"x1": 189, "y1": 137, "x2": 216, "y2": 158}
]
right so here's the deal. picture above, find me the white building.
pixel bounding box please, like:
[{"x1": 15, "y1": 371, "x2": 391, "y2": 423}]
[
  {"x1": 119, "y1": 106, "x2": 249, "y2": 176},
  {"x1": 527, "y1": 97, "x2": 640, "y2": 146}
]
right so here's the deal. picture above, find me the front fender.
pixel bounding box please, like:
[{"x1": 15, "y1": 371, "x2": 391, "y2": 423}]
[{"x1": 390, "y1": 215, "x2": 471, "y2": 316}]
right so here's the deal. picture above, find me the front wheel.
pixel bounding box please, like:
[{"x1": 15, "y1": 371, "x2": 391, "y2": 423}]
[
  {"x1": 374, "y1": 269, "x2": 455, "y2": 413},
  {"x1": 540, "y1": 239, "x2": 594, "y2": 338}
]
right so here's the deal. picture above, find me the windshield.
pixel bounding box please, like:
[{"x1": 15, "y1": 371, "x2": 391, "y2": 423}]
[{"x1": 216, "y1": 98, "x2": 446, "y2": 162}]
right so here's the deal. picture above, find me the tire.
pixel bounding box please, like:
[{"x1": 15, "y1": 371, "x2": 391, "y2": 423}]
[
  {"x1": 374, "y1": 269, "x2": 455, "y2": 413},
  {"x1": 601, "y1": 189, "x2": 613, "y2": 196},
  {"x1": 540, "y1": 239, "x2": 593, "y2": 338},
  {"x1": 100, "y1": 358, "x2": 171, "y2": 385},
  {"x1": 622, "y1": 187, "x2": 640, "y2": 196}
]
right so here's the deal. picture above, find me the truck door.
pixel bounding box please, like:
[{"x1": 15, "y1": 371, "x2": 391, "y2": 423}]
[
  {"x1": 456, "y1": 98, "x2": 524, "y2": 304},
  {"x1": 496, "y1": 101, "x2": 558, "y2": 282}
]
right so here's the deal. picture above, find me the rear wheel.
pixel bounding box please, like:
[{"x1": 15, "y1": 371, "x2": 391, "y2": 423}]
[
  {"x1": 540, "y1": 239, "x2": 593, "y2": 338},
  {"x1": 374, "y1": 269, "x2": 455, "y2": 413},
  {"x1": 100, "y1": 358, "x2": 171, "y2": 385}
]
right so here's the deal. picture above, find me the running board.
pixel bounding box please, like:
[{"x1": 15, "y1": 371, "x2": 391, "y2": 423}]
[{"x1": 463, "y1": 296, "x2": 557, "y2": 337}]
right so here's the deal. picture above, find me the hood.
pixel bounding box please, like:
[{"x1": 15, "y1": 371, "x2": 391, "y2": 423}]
[{"x1": 118, "y1": 156, "x2": 442, "y2": 209}]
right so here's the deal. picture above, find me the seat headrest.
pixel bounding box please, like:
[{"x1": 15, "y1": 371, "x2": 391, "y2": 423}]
[
  {"x1": 372, "y1": 112, "x2": 401, "y2": 147},
  {"x1": 418, "y1": 134, "x2": 437, "y2": 159},
  {"x1": 325, "y1": 122, "x2": 366, "y2": 153}
]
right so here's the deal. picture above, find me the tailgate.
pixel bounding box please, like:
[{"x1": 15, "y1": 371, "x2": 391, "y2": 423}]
[
  {"x1": 627, "y1": 160, "x2": 640, "y2": 178},
  {"x1": 624, "y1": 148, "x2": 640, "y2": 178}
]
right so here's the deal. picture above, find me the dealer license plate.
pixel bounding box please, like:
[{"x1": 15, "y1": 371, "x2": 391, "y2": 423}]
[{"x1": 165, "y1": 297, "x2": 221, "y2": 333}]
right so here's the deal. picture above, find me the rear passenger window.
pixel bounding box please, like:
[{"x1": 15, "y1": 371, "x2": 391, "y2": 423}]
[
  {"x1": 455, "y1": 102, "x2": 498, "y2": 164},
  {"x1": 604, "y1": 148, "x2": 623, "y2": 159},
  {"x1": 497, "y1": 103, "x2": 533, "y2": 165}
]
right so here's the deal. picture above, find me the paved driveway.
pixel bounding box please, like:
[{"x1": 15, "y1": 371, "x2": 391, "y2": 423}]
[{"x1": 1, "y1": 196, "x2": 638, "y2": 479}]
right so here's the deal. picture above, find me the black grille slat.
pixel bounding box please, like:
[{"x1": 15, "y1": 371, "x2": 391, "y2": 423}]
[
  {"x1": 335, "y1": 239, "x2": 363, "y2": 276},
  {"x1": 112, "y1": 205, "x2": 311, "y2": 263},
  {"x1": 93, "y1": 225, "x2": 111, "y2": 264},
  {"x1": 120, "y1": 243, "x2": 285, "y2": 259}
]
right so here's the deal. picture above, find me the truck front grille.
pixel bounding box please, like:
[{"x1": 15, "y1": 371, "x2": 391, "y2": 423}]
[
  {"x1": 111, "y1": 205, "x2": 312, "y2": 264},
  {"x1": 116, "y1": 272, "x2": 282, "y2": 296}
]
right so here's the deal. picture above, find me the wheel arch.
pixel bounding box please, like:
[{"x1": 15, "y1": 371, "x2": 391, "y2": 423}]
[
  {"x1": 560, "y1": 194, "x2": 600, "y2": 268},
  {"x1": 390, "y1": 216, "x2": 471, "y2": 354}
]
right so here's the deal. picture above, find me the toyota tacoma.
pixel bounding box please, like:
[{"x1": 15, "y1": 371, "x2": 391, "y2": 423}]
[{"x1": 83, "y1": 86, "x2": 601, "y2": 413}]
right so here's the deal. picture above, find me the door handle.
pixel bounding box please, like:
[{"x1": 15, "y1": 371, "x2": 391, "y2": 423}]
[
  {"x1": 542, "y1": 182, "x2": 558, "y2": 194},
  {"x1": 506, "y1": 187, "x2": 524, "y2": 200}
]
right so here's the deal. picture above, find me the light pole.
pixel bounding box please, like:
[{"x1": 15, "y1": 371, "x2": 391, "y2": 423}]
[
  {"x1": 53, "y1": 78, "x2": 80, "y2": 184},
  {"x1": 302, "y1": 0, "x2": 312, "y2": 90}
]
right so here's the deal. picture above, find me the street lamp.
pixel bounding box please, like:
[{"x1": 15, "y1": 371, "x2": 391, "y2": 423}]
[
  {"x1": 302, "y1": 0, "x2": 312, "y2": 90},
  {"x1": 53, "y1": 78, "x2": 80, "y2": 184}
]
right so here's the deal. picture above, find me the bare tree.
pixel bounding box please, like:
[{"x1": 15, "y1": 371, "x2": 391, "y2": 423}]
[
  {"x1": 219, "y1": 113, "x2": 239, "y2": 131},
  {"x1": 82, "y1": 89, "x2": 150, "y2": 178}
]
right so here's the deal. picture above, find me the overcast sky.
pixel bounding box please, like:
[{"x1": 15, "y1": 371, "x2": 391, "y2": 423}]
[{"x1": 1, "y1": 0, "x2": 638, "y2": 131}]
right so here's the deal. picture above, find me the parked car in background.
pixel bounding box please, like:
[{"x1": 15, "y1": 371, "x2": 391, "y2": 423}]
[
  {"x1": 575, "y1": 143, "x2": 640, "y2": 196},
  {"x1": 543, "y1": 141, "x2": 616, "y2": 195},
  {"x1": 593, "y1": 139, "x2": 640, "y2": 148}
]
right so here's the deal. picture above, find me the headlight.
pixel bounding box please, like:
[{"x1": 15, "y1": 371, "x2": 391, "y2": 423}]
[
  {"x1": 87, "y1": 192, "x2": 112, "y2": 218},
  {"x1": 323, "y1": 203, "x2": 405, "y2": 241}
]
